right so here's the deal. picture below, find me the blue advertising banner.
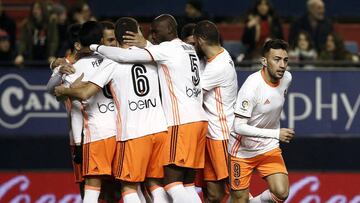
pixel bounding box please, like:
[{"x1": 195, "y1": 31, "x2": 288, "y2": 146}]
[
  {"x1": 1, "y1": 69, "x2": 359, "y2": 137},
  {"x1": 0, "y1": 69, "x2": 67, "y2": 136},
  {"x1": 237, "y1": 70, "x2": 360, "y2": 137}
]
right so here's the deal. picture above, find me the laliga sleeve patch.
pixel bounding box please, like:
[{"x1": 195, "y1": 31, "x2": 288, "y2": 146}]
[{"x1": 240, "y1": 99, "x2": 250, "y2": 111}]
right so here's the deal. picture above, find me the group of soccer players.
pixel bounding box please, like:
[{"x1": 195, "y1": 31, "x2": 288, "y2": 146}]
[{"x1": 49, "y1": 13, "x2": 294, "y2": 203}]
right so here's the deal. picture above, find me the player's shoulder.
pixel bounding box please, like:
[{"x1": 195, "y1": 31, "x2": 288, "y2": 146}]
[
  {"x1": 247, "y1": 70, "x2": 262, "y2": 82},
  {"x1": 240, "y1": 70, "x2": 261, "y2": 90},
  {"x1": 282, "y1": 71, "x2": 292, "y2": 83}
]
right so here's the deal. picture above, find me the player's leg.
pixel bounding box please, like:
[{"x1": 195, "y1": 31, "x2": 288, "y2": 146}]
[
  {"x1": 145, "y1": 131, "x2": 170, "y2": 202},
  {"x1": 229, "y1": 155, "x2": 255, "y2": 203},
  {"x1": 162, "y1": 125, "x2": 192, "y2": 202},
  {"x1": 204, "y1": 139, "x2": 229, "y2": 203},
  {"x1": 182, "y1": 121, "x2": 208, "y2": 202},
  {"x1": 251, "y1": 148, "x2": 289, "y2": 203},
  {"x1": 115, "y1": 136, "x2": 156, "y2": 203},
  {"x1": 83, "y1": 137, "x2": 116, "y2": 203}
]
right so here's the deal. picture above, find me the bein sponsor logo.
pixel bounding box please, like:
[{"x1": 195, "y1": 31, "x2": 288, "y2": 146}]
[
  {"x1": 0, "y1": 175, "x2": 81, "y2": 203},
  {"x1": 0, "y1": 74, "x2": 66, "y2": 129}
]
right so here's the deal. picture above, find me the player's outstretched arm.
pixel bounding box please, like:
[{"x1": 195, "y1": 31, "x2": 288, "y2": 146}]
[
  {"x1": 54, "y1": 82, "x2": 100, "y2": 101},
  {"x1": 90, "y1": 44, "x2": 153, "y2": 63},
  {"x1": 234, "y1": 115, "x2": 280, "y2": 139}
]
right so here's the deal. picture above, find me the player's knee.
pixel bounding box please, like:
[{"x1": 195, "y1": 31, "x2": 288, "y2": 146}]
[
  {"x1": 271, "y1": 186, "x2": 289, "y2": 201},
  {"x1": 231, "y1": 190, "x2": 249, "y2": 202},
  {"x1": 207, "y1": 189, "x2": 225, "y2": 203}
]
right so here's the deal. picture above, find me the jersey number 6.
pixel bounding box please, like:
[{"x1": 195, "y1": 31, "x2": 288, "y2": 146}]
[{"x1": 132, "y1": 64, "x2": 150, "y2": 97}]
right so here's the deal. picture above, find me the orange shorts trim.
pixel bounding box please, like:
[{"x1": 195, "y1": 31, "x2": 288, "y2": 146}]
[
  {"x1": 70, "y1": 146, "x2": 84, "y2": 183},
  {"x1": 82, "y1": 136, "x2": 116, "y2": 176},
  {"x1": 203, "y1": 138, "x2": 229, "y2": 181},
  {"x1": 163, "y1": 121, "x2": 208, "y2": 169},
  {"x1": 229, "y1": 147, "x2": 288, "y2": 190},
  {"x1": 113, "y1": 131, "x2": 167, "y2": 182}
]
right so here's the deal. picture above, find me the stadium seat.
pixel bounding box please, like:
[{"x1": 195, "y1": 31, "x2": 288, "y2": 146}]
[
  {"x1": 223, "y1": 40, "x2": 246, "y2": 58},
  {"x1": 345, "y1": 41, "x2": 359, "y2": 55}
]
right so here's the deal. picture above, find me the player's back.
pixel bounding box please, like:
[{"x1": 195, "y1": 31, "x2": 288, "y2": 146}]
[
  {"x1": 202, "y1": 48, "x2": 238, "y2": 140},
  {"x1": 65, "y1": 54, "x2": 117, "y2": 143},
  {"x1": 111, "y1": 62, "x2": 167, "y2": 141},
  {"x1": 146, "y1": 39, "x2": 207, "y2": 126}
]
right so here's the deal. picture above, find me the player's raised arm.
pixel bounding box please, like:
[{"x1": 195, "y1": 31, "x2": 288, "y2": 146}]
[{"x1": 90, "y1": 44, "x2": 153, "y2": 63}]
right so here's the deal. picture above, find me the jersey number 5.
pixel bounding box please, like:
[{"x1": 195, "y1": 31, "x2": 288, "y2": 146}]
[
  {"x1": 189, "y1": 54, "x2": 200, "y2": 86},
  {"x1": 132, "y1": 64, "x2": 150, "y2": 97}
]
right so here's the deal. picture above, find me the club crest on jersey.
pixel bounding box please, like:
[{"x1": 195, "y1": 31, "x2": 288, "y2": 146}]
[{"x1": 240, "y1": 100, "x2": 249, "y2": 110}]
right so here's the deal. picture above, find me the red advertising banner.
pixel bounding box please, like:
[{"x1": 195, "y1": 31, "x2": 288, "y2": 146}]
[
  {"x1": 1, "y1": 171, "x2": 359, "y2": 202},
  {"x1": 250, "y1": 172, "x2": 360, "y2": 203},
  {"x1": 0, "y1": 172, "x2": 81, "y2": 203}
]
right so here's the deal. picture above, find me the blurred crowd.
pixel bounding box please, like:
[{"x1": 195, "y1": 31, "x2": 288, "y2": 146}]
[{"x1": 0, "y1": 0, "x2": 359, "y2": 68}]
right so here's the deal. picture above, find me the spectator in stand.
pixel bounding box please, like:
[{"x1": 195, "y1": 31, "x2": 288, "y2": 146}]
[
  {"x1": 0, "y1": 29, "x2": 14, "y2": 62},
  {"x1": 0, "y1": 0, "x2": 16, "y2": 52},
  {"x1": 288, "y1": 30, "x2": 317, "y2": 69},
  {"x1": 242, "y1": 0, "x2": 283, "y2": 60},
  {"x1": 319, "y1": 32, "x2": 359, "y2": 62},
  {"x1": 289, "y1": 0, "x2": 333, "y2": 52},
  {"x1": 177, "y1": 0, "x2": 209, "y2": 34},
  {"x1": 51, "y1": 3, "x2": 69, "y2": 57},
  {"x1": 14, "y1": 1, "x2": 58, "y2": 67},
  {"x1": 69, "y1": 2, "x2": 96, "y2": 25}
]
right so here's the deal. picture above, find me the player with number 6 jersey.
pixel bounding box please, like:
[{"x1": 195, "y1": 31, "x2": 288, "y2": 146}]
[{"x1": 90, "y1": 14, "x2": 208, "y2": 203}]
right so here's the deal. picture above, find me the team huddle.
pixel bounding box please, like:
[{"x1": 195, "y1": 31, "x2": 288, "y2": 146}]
[{"x1": 49, "y1": 14, "x2": 294, "y2": 203}]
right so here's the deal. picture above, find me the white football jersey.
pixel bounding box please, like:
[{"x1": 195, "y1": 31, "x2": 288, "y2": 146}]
[
  {"x1": 145, "y1": 39, "x2": 207, "y2": 126},
  {"x1": 64, "y1": 54, "x2": 117, "y2": 144},
  {"x1": 229, "y1": 69, "x2": 292, "y2": 158},
  {"x1": 202, "y1": 48, "x2": 238, "y2": 140},
  {"x1": 90, "y1": 51, "x2": 168, "y2": 141}
]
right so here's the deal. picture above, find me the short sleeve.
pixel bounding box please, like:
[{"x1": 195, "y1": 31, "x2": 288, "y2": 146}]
[
  {"x1": 234, "y1": 77, "x2": 258, "y2": 118},
  {"x1": 90, "y1": 62, "x2": 116, "y2": 88}
]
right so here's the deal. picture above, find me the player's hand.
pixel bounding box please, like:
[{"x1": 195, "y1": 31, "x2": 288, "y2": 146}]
[
  {"x1": 59, "y1": 63, "x2": 75, "y2": 75},
  {"x1": 279, "y1": 128, "x2": 295, "y2": 143},
  {"x1": 123, "y1": 27, "x2": 147, "y2": 48},
  {"x1": 54, "y1": 85, "x2": 66, "y2": 97},
  {"x1": 73, "y1": 145, "x2": 82, "y2": 164},
  {"x1": 51, "y1": 57, "x2": 67, "y2": 69}
]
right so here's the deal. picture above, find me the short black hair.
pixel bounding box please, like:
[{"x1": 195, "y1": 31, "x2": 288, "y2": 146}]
[
  {"x1": 100, "y1": 21, "x2": 115, "y2": 30},
  {"x1": 67, "y1": 23, "x2": 81, "y2": 51},
  {"x1": 262, "y1": 39, "x2": 289, "y2": 56},
  {"x1": 193, "y1": 20, "x2": 220, "y2": 45},
  {"x1": 180, "y1": 23, "x2": 196, "y2": 40},
  {"x1": 115, "y1": 17, "x2": 138, "y2": 44},
  {"x1": 79, "y1": 21, "x2": 103, "y2": 46}
]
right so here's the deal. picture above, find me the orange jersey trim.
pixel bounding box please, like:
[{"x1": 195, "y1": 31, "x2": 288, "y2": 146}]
[
  {"x1": 207, "y1": 48, "x2": 224, "y2": 63},
  {"x1": 161, "y1": 64, "x2": 180, "y2": 125},
  {"x1": 215, "y1": 87, "x2": 229, "y2": 139}
]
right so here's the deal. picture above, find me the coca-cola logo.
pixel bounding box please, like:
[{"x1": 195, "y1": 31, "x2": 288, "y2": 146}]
[
  {"x1": 0, "y1": 175, "x2": 81, "y2": 203},
  {"x1": 286, "y1": 176, "x2": 360, "y2": 203}
]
